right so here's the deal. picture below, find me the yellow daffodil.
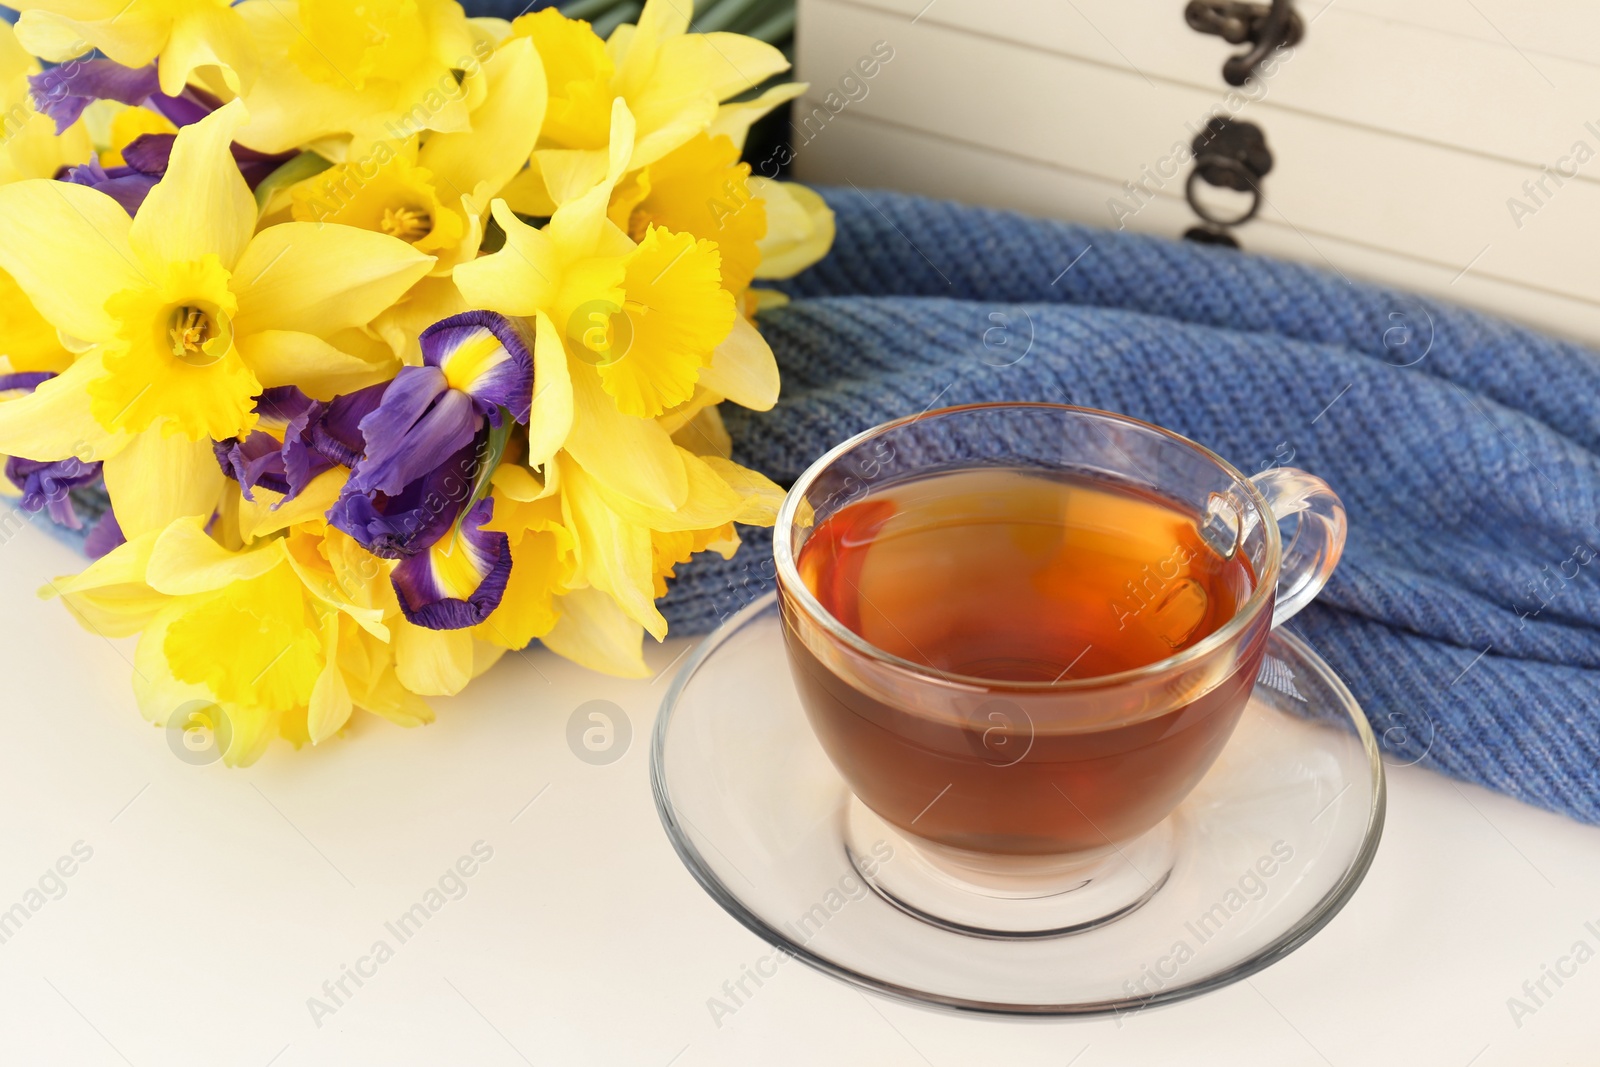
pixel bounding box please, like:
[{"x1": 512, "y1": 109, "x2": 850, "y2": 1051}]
[
  {"x1": 457, "y1": 103, "x2": 777, "y2": 510},
  {"x1": 233, "y1": 0, "x2": 486, "y2": 157},
  {"x1": 11, "y1": 0, "x2": 256, "y2": 98},
  {"x1": 502, "y1": 0, "x2": 791, "y2": 213},
  {"x1": 0, "y1": 100, "x2": 434, "y2": 537},
  {"x1": 281, "y1": 35, "x2": 548, "y2": 361},
  {"x1": 46, "y1": 510, "x2": 446, "y2": 764},
  {"x1": 609, "y1": 132, "x2": 766, "y2": 299}
]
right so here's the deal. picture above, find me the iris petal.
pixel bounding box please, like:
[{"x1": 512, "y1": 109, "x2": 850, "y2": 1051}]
[
  {"x1": 391, "y1": 498, "x2": 513, "y2": 630},
  {"x1": 352, "y1": 367, "x2": 478, "y2": 495},
  {"x1": 419, "y1": 311, "x2": 535, "y2": 423},
  {"x1": 29, "y1": 59, "x2": 160, "y2": 134},
  {"x1": 327, "y1": 441, "x2": 480, "y2": 559}
]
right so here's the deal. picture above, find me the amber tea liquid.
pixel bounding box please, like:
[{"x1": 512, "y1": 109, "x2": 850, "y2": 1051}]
[{"x1": 786, "y1": 468, "x2": 1268, "y2": 856}]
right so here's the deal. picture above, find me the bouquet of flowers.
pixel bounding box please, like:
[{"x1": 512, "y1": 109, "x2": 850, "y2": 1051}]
[{"x1": 0, "y1": 0, "x2": 832, "y2": 764}]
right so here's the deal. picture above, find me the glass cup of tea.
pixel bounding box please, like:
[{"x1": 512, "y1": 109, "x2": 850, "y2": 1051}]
[{"x1": 773, "y1": 403, "x2": 1347, "y2": 936}]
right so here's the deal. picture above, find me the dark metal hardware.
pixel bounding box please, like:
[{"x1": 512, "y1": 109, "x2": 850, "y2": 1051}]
[
  {"x1": 1184, "y1": 117, "x2": 1270, "y2": 228},
  {"x1": 1182, "y1": 225, "x2": 1241, "y2": 248},
  {"x1": 1184, "y1": 0, "x2": 1303, "y2": 85}
]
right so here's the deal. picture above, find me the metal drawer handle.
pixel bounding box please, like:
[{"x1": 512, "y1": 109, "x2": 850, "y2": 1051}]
[{"x1": 1184, "y1": 0, "x2": 1303, "y2": 85}]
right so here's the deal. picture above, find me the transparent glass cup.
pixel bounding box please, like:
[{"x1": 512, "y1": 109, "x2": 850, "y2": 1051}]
[{"x1": 774, "y1": 403, "x2": 1347, "y2": 935}]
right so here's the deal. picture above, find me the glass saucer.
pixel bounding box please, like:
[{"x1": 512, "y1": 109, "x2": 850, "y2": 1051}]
[{"x1": 651, "y1": 593, "x2": 1385, "y2": 1017}]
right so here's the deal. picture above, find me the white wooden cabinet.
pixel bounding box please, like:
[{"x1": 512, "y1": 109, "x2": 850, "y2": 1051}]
[{"x1": 792, "y1": 0, "x2": 1600, "y2": 343}]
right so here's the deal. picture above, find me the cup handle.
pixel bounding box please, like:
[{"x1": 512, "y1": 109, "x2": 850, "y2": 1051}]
[{"x1": 1249, "y1": 467, "x2": 1348, "y2": 628}]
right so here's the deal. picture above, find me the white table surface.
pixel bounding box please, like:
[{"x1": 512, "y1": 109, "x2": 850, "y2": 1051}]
[{"x1": 1, "y1": 521, "x2": 1597, "y2": 1067}]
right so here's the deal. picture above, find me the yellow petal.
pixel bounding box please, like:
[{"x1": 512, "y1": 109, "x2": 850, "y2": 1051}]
[
  {"x1": 617, "y1": 133, "x2": 765, "y2": 294},
  {"x1": 0, "y1": 179, "x2": 143, "y2": 344},
  {"x1": 339, "y1": 626, "x2": 434, "y2": 726},
  {"x1": 560, "y1": 452, "x2": 666, "y2": 639},
  {"x1": 12, "y1": 11, "x2": 97, "y2": 63},
  {"x1": 695, "y1": 315, "x2": 779, "y2": 412},
  {"x1": 132, "y1": 602, "x2": 217, "y2": 727},
  {"x1": 129, "y1": 99, "x2": 256, "y2": 273},
  {"x1": 475, "y1": 516, "x2": 572, "y2": 649},
  {"x1": 701, "y1": 456, "x2": 785, "y2": 524},
  {"x1": 307, "y1": 612, "x2": 353, "y2": 743},
  {"x1": 565, "y1": 358, "x2": 686, "y2": 510},
  {"x1": 160, "y1": 2, "x2": 258, "y2": 97},
  {"x1": 510, "y1": 7, "x2": 613, "y2": 149},
  {"x1": 0, "y1": 109, "x2": 92, "y2": 185},
  {"x1": 451, "y1": 201, "x2": 560, "y2": 316},
  {"x1": 393, "y1": 617, "x2": 475, "y2": 696},
  {"x1": 488, "y1": 461, "x2": 551, "y2": 502},
  {"x1": 238, "y1": 329, "x2": 399, "y2": 400},
  {"x1": 420, "y1": 35, "x2": 546, "y2": 208},
  {"x1": 370, "y1": 276, "x2": 471, "y2": 366},
  {"x1": 232, "y1": 222, "x2": 436, "y2": 339},
  {"x1": 535, "y1": 147, "x2": 611, "y2": 207},
  {"x1": 667, "y1": 399, "x2": 731, "y2": 458},
  {"x1": 497, "y1": 164, "x2": 557, "y2": 216},
  {"x1": 540, "y1": 586, "x2": 649, "y2": 678},
  {"x1": 146, "y1": 515, "x2": 288, "y2": 596},
  {"x1": 282, "y1": 522, "x2": 395, "y2": 639},
  {"x1": 707, "y1": 82, "x2": 807, "y2": 151},
  {"x1": 102, "y1": 431, "x2": 228, "y2": 541},
  {"x1": 42, "y1": 526, "x2": 167, "y2": 638},
  {"x1": 753, "y1": 179, "x2": 836, "y2": 279},
  {"x1": 598, "y1": 226, "x2": 735, "y2": 418},
  {"x1": 527, "y1": 310, "x2": 573, "y2": 470},
  {"x1": 0, "y1": 350, "x2": 130, "y2": 463},
  {"x1": 593, "y1": 446, "x2": 743, "y2": 533},
  {"x1": 237, "y1": 467, "x2": 349, "y2": 542},
  {"x1": 164, "y1": 562, "x2": 323, "y2": 711}
]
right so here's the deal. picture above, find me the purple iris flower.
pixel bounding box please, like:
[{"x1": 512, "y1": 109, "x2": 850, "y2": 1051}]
[
  {"x1": 6, "y1": 454, "x2": 101, "y2": 529},
  {"x1": 31, "y1": 59, "x2": 221, "y2": 134},
  {"x1": 214, "y1": 387, "x2": 320, "y2": 501},
  {"x1": 326, "y1": 435, "x2": 512, "y2": 631},
  {"x1": 0, "y1": 373, "x2": 103, "y2": 531},
  {"x1": 348, "y1": 312, "x2": 533, "y2": 496},
  {"x1": 327, "y1": 441, "x2": 482, "y2": 560},
  {"x1": 29, "y1": 59, "x2": 164, "y2": 134},
  {"x1": 283, "y1": 384, "x2": 386, "y2": 500},
  {"x1": 389, "y1": 496, "x2": 512, "y2": 630},
  {"x1": 215, "y1": 385, "x2": 390, "y2": 504}
]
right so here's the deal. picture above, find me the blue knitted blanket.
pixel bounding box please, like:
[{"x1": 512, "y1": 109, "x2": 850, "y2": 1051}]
[{"x1": 662, "y1": 188, "x2": 1600, "y2": 827}]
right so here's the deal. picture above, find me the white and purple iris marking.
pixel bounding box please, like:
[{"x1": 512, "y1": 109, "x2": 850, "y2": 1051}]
[
  {"x1": 349, "y1": 311, "x2": 533, "y2": 496},
  {"x1": 389, "y1": 496, "x2": 512, "y2": 630}
]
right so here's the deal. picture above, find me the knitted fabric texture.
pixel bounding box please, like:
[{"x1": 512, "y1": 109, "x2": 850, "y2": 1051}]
[{"x1": 660, "y1": 188, "x2": 1600, "y2": 827}]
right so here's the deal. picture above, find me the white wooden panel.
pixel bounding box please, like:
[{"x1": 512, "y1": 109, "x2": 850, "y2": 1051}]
[
  {"x1": 809, "y1": 0, "x2": 1600, "y2": 174},
  {"x1": 1337, "y1": 0, "x2": 1600, "y2": 69},
  {"x1": 793, "y1": 0, "x2": 1600, "y2": 328},
  {"x1": 790, "y1": 108, "x2": 1600, "y2": 344}
]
